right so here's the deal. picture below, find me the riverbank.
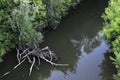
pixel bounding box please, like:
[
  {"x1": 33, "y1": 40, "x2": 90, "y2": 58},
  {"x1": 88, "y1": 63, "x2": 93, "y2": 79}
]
[
  {"x1": 0, "y1": 0, "x2": 111, "y2": 80},
  {"x1": 102, "y1": 0, "x2": 120, "y2": 79},
  {"x1": 0, "y1": 0, "x2": 81, "y2": 62}
]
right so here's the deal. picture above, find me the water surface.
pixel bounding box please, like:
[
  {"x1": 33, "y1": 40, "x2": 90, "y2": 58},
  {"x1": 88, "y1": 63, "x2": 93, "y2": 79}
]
[{"x1": 0, "y1": 0, "x2": 116, "y2": 80}]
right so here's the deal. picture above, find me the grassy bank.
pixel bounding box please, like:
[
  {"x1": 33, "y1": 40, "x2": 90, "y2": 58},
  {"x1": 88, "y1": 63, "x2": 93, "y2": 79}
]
[
  {"x1": 102, "y1": 0, "x2": 120, "y2": 79},
  {"x1": 0, "y1": 0, "x2": 81, "y2": 62}
]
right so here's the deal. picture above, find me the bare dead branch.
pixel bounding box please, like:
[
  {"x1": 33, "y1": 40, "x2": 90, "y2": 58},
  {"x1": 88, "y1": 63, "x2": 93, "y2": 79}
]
[
  {"x1": 0, "y1": 46, "x2": 68, "y2": 77},
  {"x1": 17, "y1": 48, "x2": 20, "y2": 63},
  {"x1": 0, "y1": 58, "x2": 26, "y2": 78},
  {"x1": 22, "y1": 50, "x2": 35, "y2": 59},
  {"x1": 29, "y1": 57, "x2": 35, "y2": 76}
]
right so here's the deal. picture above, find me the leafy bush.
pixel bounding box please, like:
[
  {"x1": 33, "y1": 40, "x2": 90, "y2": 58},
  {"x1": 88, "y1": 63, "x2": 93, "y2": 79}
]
[
  {"x1": 9, "y1": 0, "x2": 43, "y2": 47},
  {"x1": 102, "y1": 0, "x2": 120, "y2": 42},
  {"x1": 102, "y1": 0, "x2": 120, "y2": 79},
  {"x1": 44, "y1": 0, "x2": 81, "y2": 29},
  {"x1": 0, "y1": 0, "x2": 81, "y2": 61},
  {"x1": 0, "y1": 0, "x2": 44, "y2": 61},
  {"x1": 112, "y1": 36, "x2": 120, "y2": 80},
  {"x1": 0, "y1": 0, "x2": 17, "y2": 61},
  {"x1": 32, "y1": 0, "x2": 47, "y2": 29}
]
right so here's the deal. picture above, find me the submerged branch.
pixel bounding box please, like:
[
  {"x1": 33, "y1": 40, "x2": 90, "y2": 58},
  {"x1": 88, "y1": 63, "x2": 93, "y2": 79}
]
[
  {"x1": 0, "y1": 58, "x2": 26, "y2": 78},
  {"x1": 29, "y1": 57, "x2": 36, "y2": 76},
  {"x1": 0, "y1": 46, "x2": 68, "y2": 77}
]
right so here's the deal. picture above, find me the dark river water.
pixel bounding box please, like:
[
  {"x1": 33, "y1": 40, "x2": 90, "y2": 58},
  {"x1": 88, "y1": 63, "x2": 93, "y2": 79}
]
[{"x1": 0, "y1": 0, "x2": 116, "y2": 80}]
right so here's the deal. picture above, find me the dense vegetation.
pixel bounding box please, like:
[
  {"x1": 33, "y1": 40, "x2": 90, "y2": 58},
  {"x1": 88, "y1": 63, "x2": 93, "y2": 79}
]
[
  {"x1": 102, "y1": 0, "x2": 120, "y2": 79},
  {"x1": 0, "y1": 0, "x2": 81, "y2": 62}
]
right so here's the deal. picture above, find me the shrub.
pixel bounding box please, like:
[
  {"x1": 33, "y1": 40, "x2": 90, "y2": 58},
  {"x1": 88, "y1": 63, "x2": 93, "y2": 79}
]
[
  {"x1": 32, "y1": 0, "x2": 47, "y2": 29},
  {"x1": 0, "y1": 0, "x2": 81, "y2": 62},
  {"x1": 0, "y1": 0, "x2": 17, "y2": 61},
  {"x1": 112, "y1": 36, "x2": 120, "y2": 80},
  {"x1": 9, "y1": 0, "x2": 43, "y2": 47},
  {"x1": 44, "y1": 0, "x2": 81, "y2": 29},
  {"x1": 102, "y1": 0, "x2": 120, "y2": 79}
]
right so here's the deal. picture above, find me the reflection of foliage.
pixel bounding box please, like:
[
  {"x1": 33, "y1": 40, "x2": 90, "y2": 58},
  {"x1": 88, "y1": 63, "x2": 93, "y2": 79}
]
[
  {"x1": 71, "y1": 36, "x2": 100, "y2": 54},
  {"x1": 102, "y1": 0, "x2": 120, "y2": 79},
  {"x1": 81, "y1": 37, "x2": 100, "y2": 54},
  {"x1": 99, "y1": 53, "x2": 116, "y2": 80}
]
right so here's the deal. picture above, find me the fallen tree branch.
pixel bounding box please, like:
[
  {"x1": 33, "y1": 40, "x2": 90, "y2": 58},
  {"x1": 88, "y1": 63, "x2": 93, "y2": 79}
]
[
  {"x1": 29, "y1": 57, "x2": 36, "y2": 76},
  {"x1": 0, "y1": 46, "x2": 68, "y2": 78},
  {"x1": 0, "y1": 58, "x2": 26, "y2": 78}
]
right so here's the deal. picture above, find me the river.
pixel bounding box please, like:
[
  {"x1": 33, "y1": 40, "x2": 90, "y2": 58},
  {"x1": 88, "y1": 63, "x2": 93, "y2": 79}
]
[{"x1": 0, "y1": 0, "x2": 116, "y2": 80}]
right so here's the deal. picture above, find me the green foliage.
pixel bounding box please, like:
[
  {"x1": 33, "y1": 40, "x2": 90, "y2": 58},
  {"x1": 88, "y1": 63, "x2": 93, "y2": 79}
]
[
  {"x1": 102, "y1": 0, "x2": 120, "y2": 42},
  {"x1": 112, "y1": 36, "x2": 120, "y2": 80},
  {"x1": 32, "y1": 0, "x2": 47, "y2": 29},
  {"x1": 0, "y1": 29, "x2": 16, "y2": 56},
  {"x1": 0, "y1": 0, "x2": 43, "y2": 61},
  {"x1": 0, "y1": 0, "x2": 17, "y2": 59},
  {"x1": 9, "y1": 0, "x2": 43, "y2": 47},
  {"x1": 45, "y1": 0, "x2": 81, "y2": 29},
  {"x1": 102, "y1": 0, "x2": 120, "y2": 79},
  {"x1": 0, "y1": 0, "x2": 81, "y2": 62}
]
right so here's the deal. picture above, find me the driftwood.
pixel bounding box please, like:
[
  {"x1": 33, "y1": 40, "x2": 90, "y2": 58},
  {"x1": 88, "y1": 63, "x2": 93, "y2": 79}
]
[{"x1": 0, "y1": 46, "x2": 68, "y2": 78}]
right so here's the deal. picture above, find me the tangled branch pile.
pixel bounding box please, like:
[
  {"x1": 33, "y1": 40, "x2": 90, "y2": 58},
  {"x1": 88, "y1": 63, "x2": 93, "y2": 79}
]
[{"x1": 0, "y1": 46, "x2": 68, "y2": 77}]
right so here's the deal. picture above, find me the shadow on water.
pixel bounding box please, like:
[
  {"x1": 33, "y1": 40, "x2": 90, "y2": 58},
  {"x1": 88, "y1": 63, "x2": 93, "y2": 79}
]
[
  {"x1": 99, "y1": 52, "x2": 117, "y2": 80},
  {"x1": 0, "y1": 0, "x2": 116, "y2": 80}
]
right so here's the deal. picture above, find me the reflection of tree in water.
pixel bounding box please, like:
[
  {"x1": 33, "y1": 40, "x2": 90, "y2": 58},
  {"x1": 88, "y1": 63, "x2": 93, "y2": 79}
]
[
  {"x1": 71, "y1": 35, "x2": 117, "y2": 80},
  {"x1": 29, "y1": 44, "x2": 80, "y2": 80},
  {"x1": 1, "y1": 33, "x2": 116, "y2": 80},
  {"x1": 1, "y1": 33, "x2": 113, "y2": 80},
  {"x1": 99, "y1": 53, "x2": 116, "y2": 80},
  {"x1": 30, "y1": 61, "x2": 57, "y2": 80},
  {"x1": 71, "y1": 35, "x2": 101, "y2": 54},
  {"x1": 33, "y1": 36, "x2": 102, "y2": 80}
]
